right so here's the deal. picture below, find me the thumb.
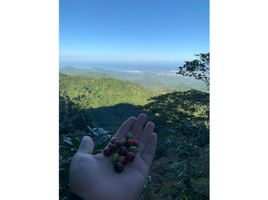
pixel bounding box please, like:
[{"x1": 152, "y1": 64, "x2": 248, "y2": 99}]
[{"x1": 77, "y1": 136, "x2": 94, "y2": 154}]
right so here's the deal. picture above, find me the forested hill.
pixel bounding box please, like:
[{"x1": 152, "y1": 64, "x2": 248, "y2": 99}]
[
  {"x1": 60, "y1": 66, "x2": 208, "y2": 92},
  {"x1": 59, "y1": 73, "x2": 158, "y2": 108}
]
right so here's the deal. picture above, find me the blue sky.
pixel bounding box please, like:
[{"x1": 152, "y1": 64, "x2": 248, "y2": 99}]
[{"x1": 60, "y1": 0, "x2": 209, "y2": 67}]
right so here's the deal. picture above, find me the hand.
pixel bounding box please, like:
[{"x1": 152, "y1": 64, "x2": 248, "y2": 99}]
[{"x1": 69, "y1": 113, "x2": 157, "y2": 200}]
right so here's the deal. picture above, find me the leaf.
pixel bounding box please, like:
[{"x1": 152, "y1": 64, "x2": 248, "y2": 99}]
[
  {"x1": 71, "y1": 137, "x2": 80, "y2": 148},
  {"x1": 63, "y1": 137, "x2": 73, "y2": 146}
]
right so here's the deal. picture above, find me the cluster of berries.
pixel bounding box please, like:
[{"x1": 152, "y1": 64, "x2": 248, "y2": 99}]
[{"x1": 103, "y1": 132, "x2": 139, "y2": 173}]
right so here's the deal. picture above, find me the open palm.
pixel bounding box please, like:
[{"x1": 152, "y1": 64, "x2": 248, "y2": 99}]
[{"x1": 69, "y1": 114, "x2": 157, "y2": 200}]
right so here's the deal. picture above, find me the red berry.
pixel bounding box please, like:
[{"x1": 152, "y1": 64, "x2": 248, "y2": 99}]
[
  {"x1": 127, "y1": 152, "x2": 135, "y2": 162},
  {"x1": 127, "y1": 139, "x2": 135, "y2": 146},
  {"x1": 103, "y1": 148, "x2": 112, "y2": 157},
  {"x1": 110, "y1": 137, "x2": 118, "y2": 143},
  {"x1": 114, "y1": 140, "x2": 121, "y2": 148},
  {"x1": 133, "y1": 139, "x2": 139, "y2": 146},
  {"x1": 114, "y1": 162, "x2": 124, "y2": 173},
  {"x1": 108, "y1": 143, "x2": 117, "y2": 151},
  {"x1": 118, "y1": 146, "x2": 128, "y2": 156},
  {"x1": 119, "y1": 156, "x2": 128, "y2": 165}
]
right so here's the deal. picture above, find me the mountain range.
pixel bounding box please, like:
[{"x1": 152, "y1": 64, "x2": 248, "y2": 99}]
[{"x1": 60, "y1": 66, "x2": 208, "y2": 92}]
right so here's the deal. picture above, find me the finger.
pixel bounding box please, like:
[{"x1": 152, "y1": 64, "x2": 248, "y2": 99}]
[
  {"x1": 131, "y1": 113, "x2": 148, "y2": 138},
  {"x1": 138, "y1": 121, "x2": 155, "y2": 152},
  {"x1": 141, "y1": 132, "x2": 157, "y2": 167},
  {"x1": 113, "y1": 116, "x2": 136, "y2": 139},
  {"x1": 77, "y1": 136, "x2": 94, "y2": 154}
]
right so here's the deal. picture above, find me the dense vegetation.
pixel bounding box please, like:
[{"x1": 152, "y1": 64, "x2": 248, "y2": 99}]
[
  {"x1": 59, "y1": 73, "x2": 209, "y2": 200},
  {"x1": 60, "y1": 73, "x2": 158, "y2": 108}
]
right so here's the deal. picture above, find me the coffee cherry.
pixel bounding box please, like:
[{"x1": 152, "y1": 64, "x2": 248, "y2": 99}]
[
  {"x1": 129, "y1": 145, "x2": 139, "y2": 153},
  {"x1": 133, "y1": 139, "x2": 139, "y2": 146},
  {"x1": 119, "y1": 156, "x2": 128, "y2": 165},
  {"x1": 114, "y1": 162, "x2": 124, "y2": 173},
  {"x1": 114, "y1": 140, "x2": 121, "y2": 148},
  {"x1": 103, "y1": 148, "x2": 112, "y2": 157},
  {"x1": 104, "y1": 131, "x2": 140, "y2": 172},
  {"x1": 110, "y1": 137, "x2": 118, "y2": 143},
  {"x1": 119, "y1": 138, "x2": 127, "y2": 146},
  {"x1": 111, "y1": 153, "x2": 119, "y2": 163},
  {"x1": 126, "y1": 132, "x2": 134, "y2": 139},
  {"x1": 127, "y1": 152, "x2": 135, "y2": 162},
  {"x1": 118, "y1": 146, "x2": 128, "y2": 156},
  {"x1": 127, "y1": 139, "x2": 135, "y2": 146},
  {"x1": 108, "y1": 143, "x2": 117, "y2": 151}
]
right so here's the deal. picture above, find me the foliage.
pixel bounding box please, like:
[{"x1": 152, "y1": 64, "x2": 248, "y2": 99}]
[
  {"x1": 59, "y1": 95, "x2": 95, "y2": 134},
  {"x1": 177, "y1": 142, "x2": 200, "y2": 159},
  {"x1": 141, "y1": 90, "x2": 209, "y2": 200},
  {"x1": 177, "y1": 53, "x2": 210, "y2": 89}
]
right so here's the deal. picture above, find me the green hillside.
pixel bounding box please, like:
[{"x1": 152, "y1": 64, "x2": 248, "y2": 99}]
[
  {"x1": 60, "y1": 66, "x2": 208, "y2": 92},
  {"x1": 59, "y1": 73, "x2": 209, "y2": 200},
  {"x1": 60, "y1": 73, "x2": 158, "y2": 108}
]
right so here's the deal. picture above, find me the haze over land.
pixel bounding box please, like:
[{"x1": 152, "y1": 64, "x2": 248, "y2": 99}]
[
  {"x1": 59, "y1": 59, "x2": 182, "y2": 71},
  {"x1": 60, "y1": 66, "x2": 207, "y2": 92}
]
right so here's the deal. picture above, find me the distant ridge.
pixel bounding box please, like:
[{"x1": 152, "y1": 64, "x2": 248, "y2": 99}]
[{"x1": 60, "y1": 66, "x2": 208, "y2": 92}]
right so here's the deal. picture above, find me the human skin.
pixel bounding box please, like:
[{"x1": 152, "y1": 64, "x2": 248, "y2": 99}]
[{"x1": 69, "y1": 113, "x2": 157, "y2": 200}]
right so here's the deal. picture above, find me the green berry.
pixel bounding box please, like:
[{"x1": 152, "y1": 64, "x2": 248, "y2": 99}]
[
  {"x1": 126, "y1": 132, "x2": 134, "y2": 139},
  {"x1": 111, "y1": 153, "x2": 119, "y2": 163},
  {"x1": 129, "y1": 145, "x2": 139, "y2": 153},
  {"x1": 119, "y1": 138, "x2": 127, "y2": 146}
]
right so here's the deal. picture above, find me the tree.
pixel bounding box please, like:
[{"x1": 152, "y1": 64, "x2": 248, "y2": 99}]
[{"x1": 177, "y1": 53, "x2": 210, "y2": 89}]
